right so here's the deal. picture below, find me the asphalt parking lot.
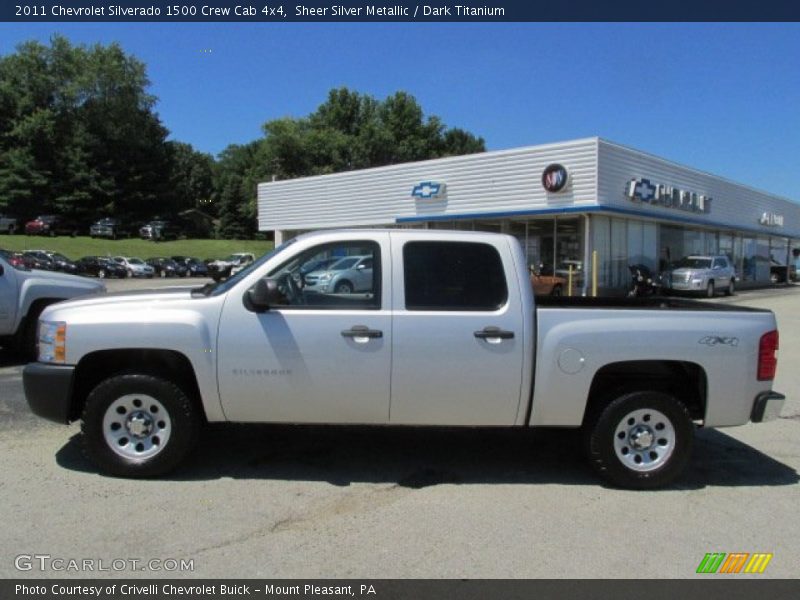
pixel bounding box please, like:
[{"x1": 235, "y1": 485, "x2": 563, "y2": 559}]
[{"x1": 0, "y1": 279, "x2": 798, "y2": 578}]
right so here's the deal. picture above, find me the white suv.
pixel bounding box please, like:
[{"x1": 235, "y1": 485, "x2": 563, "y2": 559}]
[{"x1": 663, "y1": 255, "x2": 736, "y2": 297}]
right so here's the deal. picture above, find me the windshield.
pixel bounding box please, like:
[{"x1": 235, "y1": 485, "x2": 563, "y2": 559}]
[
  {"x1": 206, "y1": 239, "x2": 297, "y2": 297},
  {"x1": 674, "y1": 258, "x2": 712, "y2": 269},
  {"x1": 51, "y1": 253, "x2": 70, "y2": 261},
  {"x1": 128, "y1": 258, "x2": 144, "y2": 265}
]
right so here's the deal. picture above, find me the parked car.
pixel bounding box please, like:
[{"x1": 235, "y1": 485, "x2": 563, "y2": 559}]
[
  {"x1": 171, "y1": 256, "x2": 209, "y2": 277},
  {"x1": 90, "y1": 218, "x2": 130, "y2": 240},
  {"x1": 24, "y1": 215, "x2": 80, "y2": 237},
  {"x1": 22, "y1": 251, "x2": 78, "y2": 274},
  {"x1": 0, "y1": 249, "x2": 28, "y2": 270},
  {"x1": 768, "y1": 259, "x2": 796, "y2": 284},
  {"x1": 76, "y1": 256, "x2": 128, "y2": 279},
  {"x1": 530, "y1": 265, "x2": 567, "y2": 296},
  {"x1": 139, "y1": 220, "x2": 181, "y2": 241},
  {"x1": 18, "y1": 251, "x2": 52, "y2": 271},
  {"x1": 661, "y1": 255, "x2": 736, "y2": 297},
  {"x1": 0, "y1": 214, "x2": 18, "y2": 234},
  {"x1": 146, "y1": 257, "x2": 187, "y2": 278},
  {"x1": 113, "y1": 256, "x2": 155, "y2": 278},
  {"x1": 207, "y1": 253, "x2": 256, "y2": 282},
  {"x1": 303, "y1": 255, "x2": 373, "y2": 294},
  {"x1": 22, "y1": 230, "x2": 784, "y2": 489}
]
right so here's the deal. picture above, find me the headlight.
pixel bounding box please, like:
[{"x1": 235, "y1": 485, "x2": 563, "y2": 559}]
[
  {"x1": 318, "y1": 273, "x2": 332, "y2": 282},
  {"x1": 38, "y1": 321, "x2": 67, "y2": 364}
]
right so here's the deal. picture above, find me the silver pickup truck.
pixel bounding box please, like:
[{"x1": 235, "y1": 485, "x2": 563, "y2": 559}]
[{"x1": 23, "y1": 230, "x2": 784, "y2": 488}]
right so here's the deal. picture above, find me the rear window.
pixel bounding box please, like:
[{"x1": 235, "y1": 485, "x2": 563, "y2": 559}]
[{"x1": 403, "y1": 241, "x2": 508, "y2": 311}]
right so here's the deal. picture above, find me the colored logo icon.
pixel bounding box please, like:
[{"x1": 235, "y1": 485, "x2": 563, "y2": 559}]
[
  {"x1": 542, "y1": 164, "x2": 569, "y2": 192},
  {"x1": 411, "y1": 181, "x2": 446, "y2": 199},
  {"x1": 696, "y1": 552, "x2": 772, "y2": 574}
]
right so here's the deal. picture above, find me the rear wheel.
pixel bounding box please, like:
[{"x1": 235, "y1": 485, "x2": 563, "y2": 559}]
[
  {"x1": 81, "y1": 374, "x2": 201, "y2": 478},
  {"x1": 584, "y1": 390, "x2": 693, "y2": 489}
]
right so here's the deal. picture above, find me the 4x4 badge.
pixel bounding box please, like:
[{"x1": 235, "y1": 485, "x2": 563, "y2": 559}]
[{"x1": 699, "y1": 336, "x2": 739, "y2": 347}]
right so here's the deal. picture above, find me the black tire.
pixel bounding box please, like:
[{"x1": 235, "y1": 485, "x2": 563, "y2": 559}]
[
  {"x1": 725, "y1": 278, "x2": 735, "y2": 296},
  {"x1": 584, "y1": 390, "x2": 693, "y2": 490},
  {"x1": 705, "y1": 281, "x2": 715, "y2": 298},
  {"x1": 334, "y1": 280, "x2": 353, "y2": 294},
  {"x1": 81, "y1": 374, "x2": 201, "y2": 478}
]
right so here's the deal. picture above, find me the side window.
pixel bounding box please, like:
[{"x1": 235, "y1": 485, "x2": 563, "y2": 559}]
[
  {"x1": 403, "y1": 241, "x2": 508, "y2": 311},
  {"x1": 264, "y1": 241, "x2": 381, "y2": 309}
]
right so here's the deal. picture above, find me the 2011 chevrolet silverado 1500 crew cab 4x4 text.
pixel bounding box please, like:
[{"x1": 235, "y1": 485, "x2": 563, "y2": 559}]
[{"x1": 23, "y1": 230, "x2": 785, "y2": 488}]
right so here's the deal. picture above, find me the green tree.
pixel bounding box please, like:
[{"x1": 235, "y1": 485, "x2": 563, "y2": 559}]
[
  {"x1": 0, "y1": 36, "x2": 171, "y2": 222},
  {"x1": 217, "y1": 87, "x2": 485, "y2": 238},
  {"x1": 167, "y1": 141, "x2": 215, "y2": 214}
]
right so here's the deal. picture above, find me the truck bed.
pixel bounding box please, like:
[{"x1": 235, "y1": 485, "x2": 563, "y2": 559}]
[{"x1": 535, "y1": 295, "x2": 770, "y2": 313}]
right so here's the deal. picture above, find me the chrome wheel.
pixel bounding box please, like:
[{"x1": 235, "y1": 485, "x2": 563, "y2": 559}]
[
  {"x1": 613, "y1": 408, "x2": 675, "y2": 472},
  {"x1": 102, "y1": 394, "x2": 172, "y2": 460}
]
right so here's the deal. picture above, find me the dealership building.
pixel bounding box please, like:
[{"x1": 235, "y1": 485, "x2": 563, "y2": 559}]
[{"x1": 258, "y1": 137, "x2": 800, "y2": 294}]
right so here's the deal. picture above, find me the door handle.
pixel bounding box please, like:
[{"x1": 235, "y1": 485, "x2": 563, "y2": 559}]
[
  {"x1": 341, "y1": 325, "x2": 383, "y2": 339},
  {"x1": 474, "y1": 326, "x2": 514, "y2": 340}
]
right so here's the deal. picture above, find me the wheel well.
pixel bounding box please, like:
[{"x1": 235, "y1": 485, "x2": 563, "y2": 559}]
[
  {"x1": 584, "y1": 360, "x2": 707, "y2": 424},
  {"x1": 69, "y1": 349, "x2": 204, "y2": 422}
]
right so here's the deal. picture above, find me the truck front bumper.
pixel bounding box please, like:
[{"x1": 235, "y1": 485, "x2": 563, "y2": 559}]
[
  {"x1": 751, "y1": 391, "x2": 786, "y2": 423},
  {"x1": 23, "y1": 363, "x2": 75, "y2": 424}
]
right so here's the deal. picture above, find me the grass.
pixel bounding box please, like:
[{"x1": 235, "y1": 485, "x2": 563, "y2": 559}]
[{"x1": 0, "y1": 235, "x2": 275, "y2": 262}]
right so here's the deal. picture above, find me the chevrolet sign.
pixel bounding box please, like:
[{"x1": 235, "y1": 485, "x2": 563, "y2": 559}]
[{"x1": 411, "y1": 182, "x2": 446, "y2": 199}]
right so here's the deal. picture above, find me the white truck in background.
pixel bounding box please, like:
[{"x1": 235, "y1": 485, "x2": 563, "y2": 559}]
[
  {"x1": 23, "y1": 230, "x2": 784, "y2": 488},
  {"x1": 0, "y1": 255, "x2": 105, "y2": 358}
]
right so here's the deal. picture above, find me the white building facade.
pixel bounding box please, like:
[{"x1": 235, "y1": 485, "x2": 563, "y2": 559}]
[{"x1": 258, "y1": 137, "x2": 800, "y2": 294}]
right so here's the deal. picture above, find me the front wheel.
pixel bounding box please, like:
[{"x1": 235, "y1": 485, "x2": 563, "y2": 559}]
[
  {"x1": 705, "y1": 281, "x2": 715, "y2": 298},
  {"x1": 725, "y1": 278, "x2": 735, "y2": 296},
  {"x1": 584, "y1": 391, "x2": 693, "y2": 489},
  {"x1": 81, "y1": 374, "x2": 201, "y2": 478},
  {"x1": 334, "y1": 281, "x2": 353, "y2": 294}
]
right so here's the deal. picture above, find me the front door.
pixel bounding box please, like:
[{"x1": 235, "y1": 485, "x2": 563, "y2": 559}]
[{"x1": 216, "y1": 235, "x2": 391, "y2": 423}]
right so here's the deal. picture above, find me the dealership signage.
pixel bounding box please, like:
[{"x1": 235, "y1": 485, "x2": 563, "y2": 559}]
[
  {"x1": 759, "y1": 212, "x2": 784, "y2": 227},
  {"x1": 411, "y1": 181, "x2": 446, "y2": 199},
  {"x1": 542, "y1": 164, "x2": 569, "y2": 192},
  {"x1": 626, "y1": 178, "x2": 712, "y2": 214}
]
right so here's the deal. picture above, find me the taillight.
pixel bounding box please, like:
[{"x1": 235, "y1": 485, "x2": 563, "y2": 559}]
[{"x1": 758, "y1": 330, "x2": 779, "y2": 381}]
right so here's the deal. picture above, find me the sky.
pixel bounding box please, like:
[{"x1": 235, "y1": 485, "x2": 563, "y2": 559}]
[{"x1": 1, "y1": 22, "x2": 799, "y2": 200}]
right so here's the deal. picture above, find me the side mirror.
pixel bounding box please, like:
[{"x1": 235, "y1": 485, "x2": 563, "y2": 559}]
[{"x1": 244, "y1": 278, "x2": 282, "y2": 312}]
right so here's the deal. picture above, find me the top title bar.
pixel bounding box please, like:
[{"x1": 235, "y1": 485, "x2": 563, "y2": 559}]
[{"x1": 3, "y1": 1, "x2": 800, "y2": 22}]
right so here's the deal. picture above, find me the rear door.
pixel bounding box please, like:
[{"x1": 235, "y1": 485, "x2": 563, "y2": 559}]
[{"x1": 389, "y1": 233, "x2": 526, "y2": 426}]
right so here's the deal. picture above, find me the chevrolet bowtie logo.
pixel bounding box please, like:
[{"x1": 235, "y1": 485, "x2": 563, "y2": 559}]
[{"x1": 411, "y1": 181, "x2": 446, "y2": 199}]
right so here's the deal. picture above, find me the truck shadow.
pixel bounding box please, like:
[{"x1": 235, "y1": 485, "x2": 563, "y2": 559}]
[{"x1": 55, "y1": 424, "x2": 798, "y2": 490}]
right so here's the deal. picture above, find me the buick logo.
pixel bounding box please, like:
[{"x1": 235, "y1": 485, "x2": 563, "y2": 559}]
[{"x1": 542, "y1": 164, "x2": 568, "y2": 192}]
